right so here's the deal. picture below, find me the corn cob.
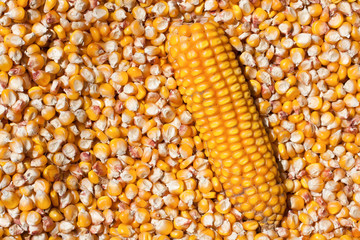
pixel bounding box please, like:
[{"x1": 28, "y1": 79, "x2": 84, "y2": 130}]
[{"x1": 167, "y1": 21, "x2": 286, "y2": 228}]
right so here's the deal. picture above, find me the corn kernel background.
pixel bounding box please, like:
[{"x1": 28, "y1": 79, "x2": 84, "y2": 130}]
[{"x1": 0, "y1": 0, "x2": 358, "y2": 239}]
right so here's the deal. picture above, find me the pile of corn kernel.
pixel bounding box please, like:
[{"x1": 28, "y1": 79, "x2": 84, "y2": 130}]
[{"x1": 0, "y1": 0, "x2": 359, "y2": 239}]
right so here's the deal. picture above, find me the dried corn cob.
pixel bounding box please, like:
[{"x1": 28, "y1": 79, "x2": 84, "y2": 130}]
[{"x1": 167, "y1": 22, "x2": 286, "y2": 229}]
